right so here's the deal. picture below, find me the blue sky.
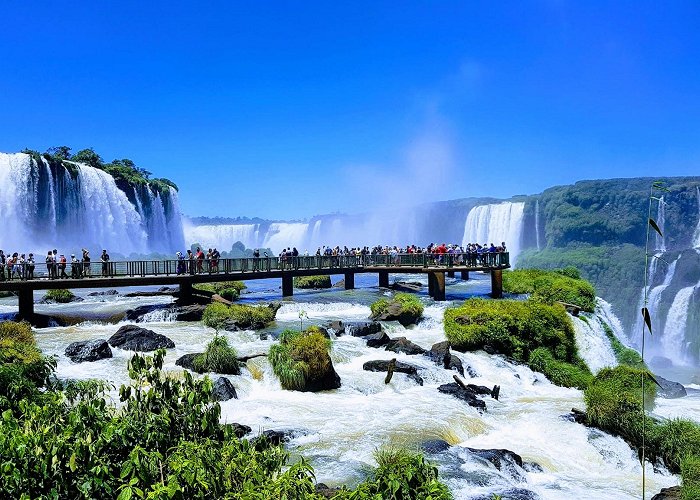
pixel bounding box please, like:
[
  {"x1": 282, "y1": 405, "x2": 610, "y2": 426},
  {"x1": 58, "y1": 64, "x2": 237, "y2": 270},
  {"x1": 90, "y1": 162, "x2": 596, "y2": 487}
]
[{"x1": 1, "y1": 1, "x2": 699, "y2": 220}]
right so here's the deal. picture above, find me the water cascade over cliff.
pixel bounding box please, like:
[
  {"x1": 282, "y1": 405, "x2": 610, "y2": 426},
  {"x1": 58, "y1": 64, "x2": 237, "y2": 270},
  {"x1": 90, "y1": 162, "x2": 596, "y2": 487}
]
[
  {"x1": 0, "y1": 153, "x2": 184, "y2": 255},
  {"x1": 461, "y1": 202, "x2": 525, "y2": 262}
]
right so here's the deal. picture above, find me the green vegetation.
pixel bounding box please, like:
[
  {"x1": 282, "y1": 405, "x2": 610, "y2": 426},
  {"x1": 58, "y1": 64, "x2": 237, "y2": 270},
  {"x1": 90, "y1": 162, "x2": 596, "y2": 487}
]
[
  {"x1": 195, "y1": 280, "x2": 246, "y2": 301},
  {"x1": 201, "y1": 302, "x2": 277, "y2": 331},
  {"x1": 502, "y1": 268, "x2": 596, "y2": 312},
  {"x1": 583, "y1": 365, "x2": 700, "y2": 498},
  {"x1": 191, "y1": 336, "x2": 240, "y2": 375},
  {"x1": 601, "y1": 322, "x2": 646, "y2": 369},
  {"x1": 0, "y1": 323, "x2": 451, "y2": 498},
  {"x1": 334, "y1": 447, "x2": 452, "y2": 500},
  {"x1": 23, "y1": 146, "x2": 178, "y2": 196},
  {"x1": 42, "y1": 289, "x2": 76, "y2": 303},
  {"x1": 444, "y1": 298, "x2": 592, "y2": 389},
  {"x1": 269, "y1": 329, "x2": 332, "y2": 391},
  {"x1": 370, "y1": 293, "x2": 424, "y2": 326},
  {"x1": 293, "y1": 275, "x2": 332, "y2": 289}
]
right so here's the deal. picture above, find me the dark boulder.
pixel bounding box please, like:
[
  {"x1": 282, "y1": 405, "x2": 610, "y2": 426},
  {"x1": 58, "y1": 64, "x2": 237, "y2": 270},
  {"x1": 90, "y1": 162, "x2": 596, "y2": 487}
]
[
  {"x1": 466, "y1": 448, "x2": 524, "y2": 469},
  {"x1": 385, "y1": 337, "x2": 426, "y2": 355},
  {"x1": 471, "y1": 489, "x2": 539, "y2": 500},
  {"x1": 562, "y1": 408, "x2": 588, "y2": 425},
  {"x1": 651, "y1": 486, "x2": 681, "y2": 500},
  {"x1": 426, "y1": 341, "x2": 464, "y2": 376},
  {"x1": 421, "y1": 439, "x2": 451, "y2": 453},
  {"x1": 316, "y1": 483, "x2": 342, "y2": 499},
  {"x1": 523, "y1": 461, "x2": 544, "y2": 473},
  {"x1": 303, "y1": 362, "x2": 342, "y2": 392},
  {"x1": 65, "y1": 339, "x2": 112, "y2": 363},
  {"x1": 389, "y1": 281, "x2": 423, "y2": 293},
  {"x1": 123, "y1": 303, "x2": 170, "y2": 322},
  {"x1": 227, "y1": 423, "x2": 252, "y2": 439},
  {"x1": 172, "y1": 304, "x2": 208, "y2": 322},
  {"x1": 655, "y1": 375, "x2": 687, "y2": 399},
  {"x1": 325, "y1": 320, "x2": 345, "y2": 335},
  {"x1": 259, "y1": 429, "x2": 287, "y2": 446},
  {"x1": 466, "y1": 365, "x2": 479, "y2": 378},
  {"x1": 363, "y1": 359, "x2": 423, "y2": 385},
  {"x1": 88, "y1": 289, "x2": 119, "y2": 296},
  {"x1": 213, "y1": 377, "x2": 238, "y2": 401},
  {"x1": 345, "y1": 321, "x2": 381, "y2": 337},
  {"x1": 365, "y1": 331, "x2": 391, "y2": 348},
  {"x1": 108, "y1": 325, "x2": 175, "y2": 351},
  {"x1": 437, "y1": 383, "x2": 487, "y2": 410},
  {"x1": 176, "y1": 353, "x2": 200, "y2": 371}
]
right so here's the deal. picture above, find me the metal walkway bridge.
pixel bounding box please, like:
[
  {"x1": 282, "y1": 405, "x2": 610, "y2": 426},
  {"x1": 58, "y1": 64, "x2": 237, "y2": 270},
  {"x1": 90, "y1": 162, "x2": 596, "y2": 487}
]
[{"x1": 0, "y1": 253, "x2": 510, "y2": 322}]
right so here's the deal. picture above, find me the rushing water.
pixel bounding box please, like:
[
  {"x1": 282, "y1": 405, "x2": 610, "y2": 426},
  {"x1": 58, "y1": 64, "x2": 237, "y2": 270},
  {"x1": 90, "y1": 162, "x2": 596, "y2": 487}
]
[
  {"x1": 461, "y1": 202, "x2": 526, "y2": 264},
  {"x1": 25, "y1": 274, "x2": 690, "y2": 499}
]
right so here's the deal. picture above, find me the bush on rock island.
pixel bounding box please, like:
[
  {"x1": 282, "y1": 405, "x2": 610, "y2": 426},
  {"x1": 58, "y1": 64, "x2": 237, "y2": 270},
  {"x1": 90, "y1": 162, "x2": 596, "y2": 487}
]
[
  {"x1": 444, "y1": 298, "x2": 591, "y2": 389},
  {"x1": 191, "y1": 336, "x2": 240, "y2": 375},
  {"x1": 293, "y1": 275, "x2": 332, "y2": 289},
  {"x1": 269, "y1": 329, "x2": 341, "y2": 392},
  {"x1": 370, "y1": 293, "x2": 424, "y2": 326},
  {"x1": 202, "y1": 302, "x2": 277, "y2": 332}
]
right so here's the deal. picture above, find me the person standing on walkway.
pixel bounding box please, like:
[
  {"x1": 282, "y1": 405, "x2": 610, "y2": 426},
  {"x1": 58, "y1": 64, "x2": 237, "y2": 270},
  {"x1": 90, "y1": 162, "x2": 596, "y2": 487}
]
[
  {"x1": 58, "y1": 254, "x2": 68, "y2": 279},
  {"x1": 27, "y1": 253, "x2": 35, "y2": 280},
  {"x1": 82, "y1": 249, "x2": 91, "y2": 277},
  {"x1": 101, "y1": 249, "x2": 110, "y2": 277}
]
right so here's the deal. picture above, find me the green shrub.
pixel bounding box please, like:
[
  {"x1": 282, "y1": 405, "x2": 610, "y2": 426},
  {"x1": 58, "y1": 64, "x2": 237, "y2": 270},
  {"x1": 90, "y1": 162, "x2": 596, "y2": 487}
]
[
  {"x1": 601, "y1": 322, "x2": 645, "y2": 369},
  {"x1": 334, "y1": 447, "x2": 452, "y2": 500},
  {"x1": 502, "y1": 268, "x2": 596, "y2": 312},
  {"x1": 681, "y1": 455, "x2": 700, "y2": 500},
  {"x1": 43, "y1": 289, "x2": 76, "y2": 303},
  {"x1": 269, "y1": 329, "x2": 332, "y2": 391},
  {"x1": 194, "y1": 281, "x2": 246, "y2": 297},
  {"x1": 201, "y1": 302, "x2": 276, "y2": 331},
  {"x1": 293, "y1": 275, "x2": 332, "y2": 289},
  {"x1": 370, "y1": 297, "x2": 390, "y2": 317},
  {"x1": 584, "y1": 365, "x2": 657, "y2": 445},
  {"x1": 192, "y1": 336, "x2": 240, "y2": 375},
  {"x1": 528, "y1": 348, "x2": 592, "y2": 389},
  {"x1": 655, "y1": 419, "x2": 700, "y2": 473},
  {"x1": 0, "y1": 321, "x2": 41, "y2": 364}
]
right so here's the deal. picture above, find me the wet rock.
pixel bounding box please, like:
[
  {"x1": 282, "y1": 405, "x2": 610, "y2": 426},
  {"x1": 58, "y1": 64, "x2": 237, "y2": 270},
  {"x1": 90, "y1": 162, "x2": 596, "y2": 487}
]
[
  {"x1": 172, "y1": 304, "x2": 208, "y2": 322},
  {"x1": 345, "y1": 321, "x2": 381, "y2": 337},
  {"x1": 108, "y1": 325, "x2": 175, "y2": 351},
  {"x1": 227, "y1": 423, "x2": 251, "y2": 438},
  {"x1": 389, "y1": 281, "x2": 422, "y2": 293},
  {"x1": 421, "y1": 439, "x2": 451, "y2": 453},
  {"x1": 325, "y1": 320, "x2": 345, "y2": 335},
  {"x1": 365, "y1": 331, "x2": 391, "y2": 348},
  {"x1": 466, "y1": 365, "x2": 478, "y2": 378},
  {"x1": 385, "y1": 337, "x2": 426, "y2": 355},
  {"x1": 363, "y1": 359, "x2": 423, "y2": 385},
  {"x1": 562, "y1": 408, "x2": 588, "y2": 425},
  {"x1": 651, "y1": 486, "x2": 681, "y2": 500},
  {"x1": 175, "y1": 353, "x2": 200, "y2": 371},
  {"x1": 65, "y1": 339, "x2": 112, "y2": 362},
  {"x1": 32, "y1": 313, "x2": 68, "y2": 328},
  {"x1": 437, "y1": 383, "x2": 487, "y2": 410},
  {"x1": 465, "y1": 448, "x2": 523, "y2": 469},
  {"x1": 426, "y1": 341, "x2": 464, "y2": 376},
  {"x1": 259, "y1": 429, "x2": 287, "y2": 446},
  {"x1": 88, "y1": 289, "x2": 119, "y2": 296},
  {"x1": 523, "y1": 461, "x2": 544, "y2": 473},
  {"x1": 124, "y1": 288, "x2": 177, "y2": 297},
  {"x1": 123, "y1": 304, "x2": 169, "y2": 322},
  {"x1": 471, "y1": 488, "x2": 539, "y2": 500},
  {"x1": 303, "y1": 361, "x2": 341, "y2": 392},
  {"x1": 316, "y1": 483, "x2": 342, "y2": 499},
  {"x1": 650, "y1": 356, "x2": 674, "y2": 369},
  {"x1": 213, "y1": 377, "x2": 238, "y2": 401},
  {"x1": 655, "y1": 375, "x2": 687, "y2": 399}
]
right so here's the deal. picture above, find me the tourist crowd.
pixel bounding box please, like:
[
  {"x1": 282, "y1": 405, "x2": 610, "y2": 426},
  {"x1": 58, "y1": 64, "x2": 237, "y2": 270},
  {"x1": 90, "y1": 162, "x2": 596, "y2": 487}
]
[{"x1": 0, "y1": 248, "x2": 112, "y2": 281}]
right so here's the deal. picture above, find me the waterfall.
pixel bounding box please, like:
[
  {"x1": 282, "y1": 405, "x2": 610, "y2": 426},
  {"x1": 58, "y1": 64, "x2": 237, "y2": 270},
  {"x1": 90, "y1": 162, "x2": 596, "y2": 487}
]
[
  {"x1": 655, "y1": 196, "x2": 666, "y2": 252},
  {"x1": 0, "y1": 152, "x2": 184, "y2": 255},
  {"x1": 661, "y1": 285, "x2": 696, "y2": 365},
  {"x1": 262, "y1": 222, "x2": 309, "y2": 253},
  {"x1": 631, "y1": 254, "x2": 679, "y2": 347},
  {"x1": 693, "y1": 186, "x2": 700, "y2": 249},
  {"x1": 535, "y1": 199, "x2": 541, "y2": 251},
  {"x1": 461, "y1": 202, "x2": 525, "y2": 262},
  {"x1": 183, "y1": 223, "x2": 261, "y2": 251},
  {"x1": 572, "y1": 313, "x2": 618, "y2": 374}
]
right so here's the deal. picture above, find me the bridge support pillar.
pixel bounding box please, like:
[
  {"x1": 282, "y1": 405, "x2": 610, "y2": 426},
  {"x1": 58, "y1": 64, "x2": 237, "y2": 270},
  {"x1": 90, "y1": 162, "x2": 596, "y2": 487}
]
[
  {"x1": 428, "y1": 272, "x2": 446, "y2": 301},
  {"x1": 447, "y1": 271, "x2": 455, "y2": 278},
  {"x1": 491, "y1": 269, "x2": 503, "y2": 298},
  {"x1": 282, "y1": 275, "x2": 293, "y2": 297},
  {"x1": 378, "y1": 271, "x2": 389, "y2": 288},
  {"x1": 17, "y1": 288, "x2": 34, "y2": 322},
  {"x1": 179, "y1": 281, "x2": 193, "y2": 304},
  {"x1": 344, "y1": 272, "x2": 355, "y2": 290},
  {"x1": 460, "y1": 271, "x2": 470, "y2": 281}
]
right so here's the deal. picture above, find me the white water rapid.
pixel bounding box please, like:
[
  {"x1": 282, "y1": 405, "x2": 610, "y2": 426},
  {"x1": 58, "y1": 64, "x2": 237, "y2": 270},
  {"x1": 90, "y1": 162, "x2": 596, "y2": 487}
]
[
  {"x1": 27, "y1": 278, "x2": 685, "y2": 499},
  {"x1": 461, "y1": 202, "x2": 525, "y2": 263},
  {"x1": 693, "y1": 186, "x2": 700, "y2": 249},
  {"x1": 0, "y1": 153, "x2": 184, "y2": 255},
  {"x1": 655, "y1": 196, "x2": 666, "y2": 252},
  {"x1": 661, "y1": 285, "x2": 696, "y2": 365}
]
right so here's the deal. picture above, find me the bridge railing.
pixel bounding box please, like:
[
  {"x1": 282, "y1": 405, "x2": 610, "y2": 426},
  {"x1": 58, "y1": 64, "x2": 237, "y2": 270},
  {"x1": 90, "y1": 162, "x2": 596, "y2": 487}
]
[{"x1": 0, "y1": 252, "x2": 509, "y2": 281}]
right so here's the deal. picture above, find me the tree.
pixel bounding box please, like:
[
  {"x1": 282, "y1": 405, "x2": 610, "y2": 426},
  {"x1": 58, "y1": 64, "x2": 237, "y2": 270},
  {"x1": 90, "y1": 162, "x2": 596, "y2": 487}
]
[
  {"x1": 71, "y1": 148, "x2": 104, "y2": 169},
  {"x1": 45, "y1": 146, "x2": 72, "y2": 160}
]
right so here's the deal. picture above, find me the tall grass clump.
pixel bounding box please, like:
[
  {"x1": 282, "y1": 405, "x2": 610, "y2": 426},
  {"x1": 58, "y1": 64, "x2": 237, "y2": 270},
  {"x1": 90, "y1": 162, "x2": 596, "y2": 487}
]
[
  {"x1": 370, "y1": 293, "x2": 424, "y2": 326},
  {"x1": 293, "y1": 275, "x2": 332, "y2": 289},
  {"x1": 269, "y1": 329, "x2": 333, "y2": 391},
  {"x1": 194, "y1": 281, "x2": 245, "y2": 301},
  {"x1": 201, "y1": 302, "x2": 276, "y2": 331},
  {"x1": 191, "y1": 336, "x2": 240, "y2": 375},
  {"x1": 43, "y1": 289, "x2": 76, "y2": 303}
]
